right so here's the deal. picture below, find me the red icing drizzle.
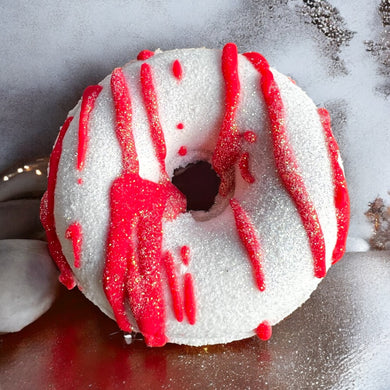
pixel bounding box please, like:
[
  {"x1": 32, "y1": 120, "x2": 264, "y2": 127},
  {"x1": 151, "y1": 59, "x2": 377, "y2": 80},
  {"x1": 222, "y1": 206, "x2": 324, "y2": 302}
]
[
  {"x1": 137, "y1": 50, "x2": 154, "y2": 61},
  {"x1": 104, "y1": 65, "x2": 186, "y2": 346},
  {"x1": 256, "y1": 321, "x2": 272, "y2": 341},
  {"x1": 110, "y1": 68, "x2": 139, "y2": 172},
  {"x1": 244, "y1": 51, "x2": 326, "y2": 278},
  {"x1": 77, "y1": 85, "x2": 103, "y2": 173},
  {"x1": 239, "y1": 152, "x2": 255, "y2": 184},
  {"x1": 172, "y1": 59, "x2": 183, "y2": 80},
  {"x1": 318, "y1": 108, "x2": 350, "y2": 264},
  {"x1": 140, "y1": 63, "x2": 168, "y2": 180},
  {"x1": 242, "y1": 131, "x2": 257, "y2": 144},
  {"x1": 212, "y1": 43, "x2": 241, "y2": 197},
  {"x1": 230, "y1": 198, "x2": 265, "y2": 291},
  {"x1": 162, "y1": 251, "x2": 184, "y2": 322},
  {"x1": 176, "y1": 123, "x2": 184, "y2": 130},
  {"x1": 65, "y1": 222, "x2": 83, "y2": 268},
  {"x1": 40, "y1": 117, "x2": 76, "y2": 289},
  {"x1": 180, "y1": 245, "x2": 191, "y2": 266},
  {"x1": 178, "y1": 146, "x2": 187, "y2": 156},
  {"x1": 184, "y1": 273, "x2": 196, "y2": 325}
]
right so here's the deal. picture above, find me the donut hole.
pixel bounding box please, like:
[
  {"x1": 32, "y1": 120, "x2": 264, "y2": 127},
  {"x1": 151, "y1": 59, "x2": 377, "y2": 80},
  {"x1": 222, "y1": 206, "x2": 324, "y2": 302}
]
[{"x1": 171, "y1": 161, "x2": 220, "y2": 212}]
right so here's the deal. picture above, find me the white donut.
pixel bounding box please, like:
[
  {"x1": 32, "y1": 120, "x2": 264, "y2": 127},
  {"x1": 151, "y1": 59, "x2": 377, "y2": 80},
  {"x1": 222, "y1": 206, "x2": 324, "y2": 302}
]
[{"x1": 40, "y1": 43, "x2": 350, "y2": 346}]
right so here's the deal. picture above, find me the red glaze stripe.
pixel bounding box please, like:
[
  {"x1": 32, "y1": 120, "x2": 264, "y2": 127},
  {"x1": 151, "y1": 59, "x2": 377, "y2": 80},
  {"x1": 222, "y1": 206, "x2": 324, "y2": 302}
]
[
  {"x1": 137, "y1": 50, "x2": 154, "y2": 61},
  {"x1": 140, "y1": 63, "x2": 168, "y2": 180},
  {"x1": 242, "y1": 131, "x2": 257, "y2": 144},
  {"x1": 104, "y1": 65, "x2": 186, "y2": 346},
  {"x1": 244, "y1": 51, "x2": 326, "y2": 278},
  {"x1": 162, "y1": 251, "x2": 184, "y2": 322},
  {"x1": 239, "y1": 152, "x2": 255, "y2": 184},
  {"x1": 111, "y1": 68, "x2": 139, "y2": 174},
  {"x1": 230, "y1": 198, "x2": 265, "y2": 291},
  {"x1": 172, "y1": 59, "x2": 183, "y2": 80},
  {"x1": 212, "y1": 43, "x2": 241, "y2": 197},
  {"x1": 184, "y1": 273, "x2": 196, "y2": 325},
  {"x1": 256, "y1": 321, "x2": 272, "y2": 341},
  {"x1": 180, "y1": 245, "x2": 191, "y2": 266},
  {"x1": 65, "y1": 222, "x2": 83, "y2": 268},
  {"x1": 40, "y1": 116, "x2": 76, "y2": 289},
  {"x1": 77, "y1": 85, "x2": 103, "y2": 172},
  {"x1": 318, "y1": 108, "x2": 350, "y2": 264}
]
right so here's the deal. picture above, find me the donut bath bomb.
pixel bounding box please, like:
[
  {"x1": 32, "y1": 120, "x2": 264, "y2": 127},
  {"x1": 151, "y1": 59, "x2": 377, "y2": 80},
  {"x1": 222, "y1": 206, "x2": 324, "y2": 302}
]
[{"x1": 40, "y1": 43, "x2": 350, "y2": 347}]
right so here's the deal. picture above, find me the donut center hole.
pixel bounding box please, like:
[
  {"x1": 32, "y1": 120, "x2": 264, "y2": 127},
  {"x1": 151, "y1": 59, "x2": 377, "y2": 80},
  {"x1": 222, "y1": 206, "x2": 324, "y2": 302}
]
[{"x1": 172, "y1": 161, "x2": 220, "y2": 212}]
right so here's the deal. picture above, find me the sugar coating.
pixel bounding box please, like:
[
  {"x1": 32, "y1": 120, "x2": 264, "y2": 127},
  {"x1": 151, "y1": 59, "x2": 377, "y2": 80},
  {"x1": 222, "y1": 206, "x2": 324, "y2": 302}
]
[{"x1": 53, "y1": 47, "x2": 338, "y2": 346}]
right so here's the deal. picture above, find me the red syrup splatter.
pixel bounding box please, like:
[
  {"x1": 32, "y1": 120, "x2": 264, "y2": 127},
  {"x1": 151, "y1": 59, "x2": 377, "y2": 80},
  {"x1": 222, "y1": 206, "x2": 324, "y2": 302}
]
[
  {"x1": 172, "y1": 59, "x2": 183, "y2": 80},
  {"x1": 162, "y1": 251, "x2": 184, "y2": 322},
  {"x1": 180, "y1": 245, "x2": 190, "y2": 266},
  {"x1": 77, "y1": 85, "x2": 103, "y2": 173},
  {"x1": 178, "y1": 146, "x2": 187, "y2": 156},
  {"x1": 176, "y1": 123, "x2": 184, "y2": 130},
  {"x1": 212, "y1": 43, "x2": 241, "y2": 197},
  {"x1": 242, "y1": 130, "x2": 257, "y2": 144},
  {"x1": 256, "y1": 320, "x2": 272, "y2": 341},
  {"x1": 140, "y1": 62, "x2": 169, "y2": 181},
  {"x1": 65, "y1": 222, "x2": 83, "y2": 268},
  {"x1": 40, "y1": 116, "x2": 76, "y2": 289},
  {"x1": 184, "y1": 273, "x2": 196, "y2": 325},
  {"x1": 104, "y1": 67, "x2": 186, "y2": 347},
  {"x1": 318, "y1": 108, "x2": 350, "y2": 264},
  {"x1": 230, "y1": 198, "x2": 265, "y2": 291},
  {"x1": 239, "y1": 152, "x2": 255, "y2": 184},
  {"x1": 137, "y1": 50, "x2": 154, "y2": 61},
  {"x1": 243, "y1": 51, "x2": 326, "y2": 278}
]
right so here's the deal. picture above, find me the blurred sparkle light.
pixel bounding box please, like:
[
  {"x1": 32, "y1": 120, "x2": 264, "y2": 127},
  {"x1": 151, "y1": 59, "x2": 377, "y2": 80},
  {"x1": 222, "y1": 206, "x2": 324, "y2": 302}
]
[{"x1": 35, "y1": 169, "x2": 42, "y2": 176}]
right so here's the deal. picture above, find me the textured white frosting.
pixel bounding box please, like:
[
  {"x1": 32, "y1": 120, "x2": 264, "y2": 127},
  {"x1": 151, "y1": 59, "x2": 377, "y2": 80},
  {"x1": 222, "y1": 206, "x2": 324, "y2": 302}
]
[{"x1": 53, "y1": 47, "x2": 338, "y2": 346}]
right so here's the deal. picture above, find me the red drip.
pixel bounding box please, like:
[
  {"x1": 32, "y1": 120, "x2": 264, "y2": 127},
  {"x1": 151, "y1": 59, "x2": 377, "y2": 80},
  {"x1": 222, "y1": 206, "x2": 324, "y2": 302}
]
[
  {"x1": 65, "y1": 222, "x2": 83, "y2": 268},
  {"x1": 288, "y1": 76, "x2": 297, "y2": 85},
  {"x1": 184, "y1": 273, "x2": 196, "y2": 325},
  {"x1": 244, "y1": 51, "x2": 326, "y2": 278},
  {"x1": 178, "y1": 146, "x2": 187, "y2": 156},
  {"x1": 242, "y1": 131, "x2": 257, "y2": 144},
  {"x1": 137, "y1": 50, "x2": 154, "y2": 61},
  {"x1": 318, "y1": 108, "x2": 350, "y2": 264},
  {"x1": 162, "y1": 251, "x2": 184, "y2": 322},
  {"x1": 230, "y1": 198, "x2": 265, "y2": 291},
  {"x1": 180, "y1": 245, "x2": 190, "y2": 266},
  {"x1": 140, "y1": 63, "x2": 168, "y2": 180},
  {"x1": 176, "y1": 123, "x2": 184, "y2": 130},
  {"x1": 77, "y1": 85, "x2": 103, "y2": 172},
  {"x1": 212, "y1": 43, "x2": 241, "y2": 197},
  {"x1": 172, "y1": 60, "x2": 183, "y2": 80},
  {"x1": 104, "y1": 65, "x2": 186, "y2": 347},
  {"x1": 111, "y1": 68, "x2": 139, "y2": 173},
  {"x1": 77, "y1": 178, "x2": 83, "y2": 185},
  {"x1": 40, "y1": 117, "x2": 76, "y2": 289},
  {"x1": 256, "y1": 321, "x2": 272, "y2": 341},
  {"x1": 239, "y1": 152, "x2": 255, "y2": 184}
]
